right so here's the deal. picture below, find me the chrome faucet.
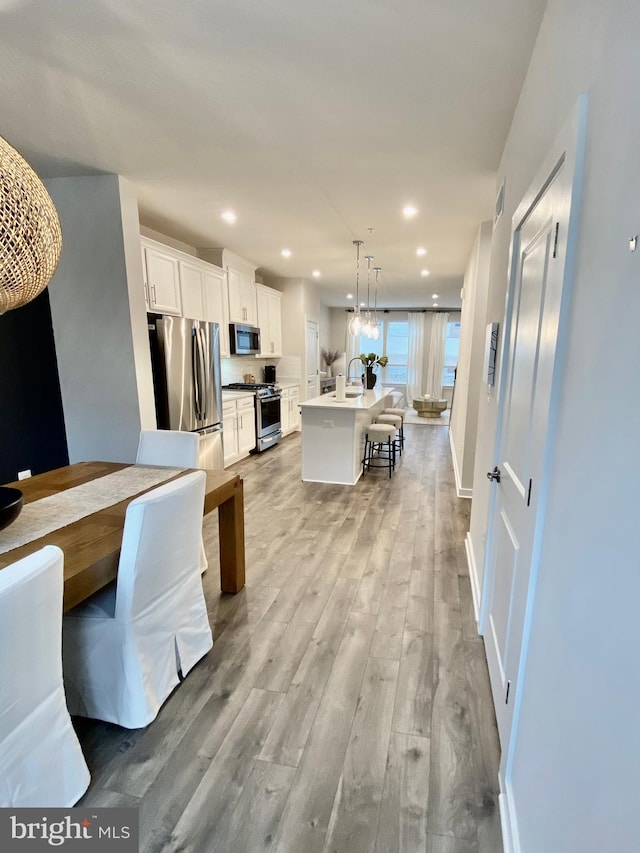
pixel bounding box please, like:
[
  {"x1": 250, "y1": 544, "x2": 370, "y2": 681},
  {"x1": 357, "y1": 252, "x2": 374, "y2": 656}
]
[{"x1": 347, "y1": 357, "x2": 363, "y2": 384}]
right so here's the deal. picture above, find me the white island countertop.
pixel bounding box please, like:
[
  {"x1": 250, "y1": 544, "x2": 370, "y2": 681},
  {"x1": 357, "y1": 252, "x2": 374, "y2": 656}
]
[{"x1": 299, "y1": 386, "x2": 388, "y2": 410}]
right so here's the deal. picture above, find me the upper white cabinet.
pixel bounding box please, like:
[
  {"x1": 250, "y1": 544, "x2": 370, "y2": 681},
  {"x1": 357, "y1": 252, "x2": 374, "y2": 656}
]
[
  {"x1": 200, "y1": 249, "x2": 257, "y2": 326},
  {"x1": 141, "y1": 237, "x2": 230, "y2": 357},
  {"x1": 143, "y1": 243, "x2": 182, "y2": 315},
  {"x1": 204, "y1": 268, "x2": 230, "y2": 357},
  {"x1": 256, "y1": 284, "x2": 282, "y2": 357},
  {"x1": 179, "y1": 259, "x2": 206, "y2": 320}
]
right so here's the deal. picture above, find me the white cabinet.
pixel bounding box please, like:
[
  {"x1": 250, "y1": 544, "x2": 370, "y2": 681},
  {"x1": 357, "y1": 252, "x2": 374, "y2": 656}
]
[
  {"x1": 237, "y1": 397, "x2": 256, "y2": 456},
  {"x1": 289, "y1": 386, "x2": 300, "y2": 431},
  {"x1": 227, "y1": 266, "x2": 257, "y2": 325},
  {"x1": 179, "y1": 259, "x2": 206, "y2": 320},
  {"x1": 199, "y1": 249, "x2": 257, "y2": 325},
  {"x1": 256, "y1": 284, "x2": 282, "y2": 357},
  {"x1": 204, "y1": 268, "x2": 230, "y2": 358},
  {"x1": 281, "y1": 385, "x2": 300, "y2": 435},
  {"x1": 141, "y1": 238, "x2": 231, "y2": 357},
  {"x1": 143, "y1": 244, "x2": 182, "y2": 315},
  {"x1": 222, "y1": 395, "x2": 256, "y2": 466},
  {"x1": 223, "y1": 402, "x2": 239, "y2": 467}
]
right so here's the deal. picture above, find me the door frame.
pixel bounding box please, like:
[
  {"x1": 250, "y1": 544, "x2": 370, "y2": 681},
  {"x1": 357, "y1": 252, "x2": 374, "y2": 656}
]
[{"x1": 478, "y1": 95, "x2": 588, "y2": 846}]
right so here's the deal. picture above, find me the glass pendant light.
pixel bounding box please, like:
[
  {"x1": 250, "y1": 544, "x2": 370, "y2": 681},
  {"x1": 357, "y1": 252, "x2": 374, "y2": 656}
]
[
  {"x1": 362, "y1": 255, "x2": 375, "y2": 338},
  {"x1": 370, "y1": 267, "x2": 382, "y2": 340},
  {"x1": 348, "y1": 240, "x2": 364, "y2": 336}
]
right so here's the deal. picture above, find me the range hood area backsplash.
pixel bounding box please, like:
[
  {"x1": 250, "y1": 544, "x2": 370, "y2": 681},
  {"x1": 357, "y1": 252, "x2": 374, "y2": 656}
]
[{"x1": 221, "y1": 355, "x2": 280, "y2": 385}]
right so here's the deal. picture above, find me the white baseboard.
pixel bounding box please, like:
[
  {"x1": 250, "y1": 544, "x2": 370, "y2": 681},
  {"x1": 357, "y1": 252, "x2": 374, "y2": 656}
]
[
  {"x1": 499, "y1": 780, "x2": 521, "y2": 853},
  {"x1": 448, "y1": 430, "x2": 473, "y2": 498},
  {"x1": 465, "y1": 531, "x2": 481, "y2": 624}
]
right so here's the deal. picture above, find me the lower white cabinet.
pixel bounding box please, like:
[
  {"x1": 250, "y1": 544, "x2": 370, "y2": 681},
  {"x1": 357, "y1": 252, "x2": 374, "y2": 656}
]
[
  {"x1": 223, "y1": 396, "x2": 256, "y2": 466},
  {"x1": 281, "y1": 386, "x2": 300, "y2": 435}
]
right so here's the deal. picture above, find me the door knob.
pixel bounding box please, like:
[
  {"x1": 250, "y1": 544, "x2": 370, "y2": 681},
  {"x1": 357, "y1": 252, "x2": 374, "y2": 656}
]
[{"x1": 487, "y1": 466, "x2": 501, "y2": 483}]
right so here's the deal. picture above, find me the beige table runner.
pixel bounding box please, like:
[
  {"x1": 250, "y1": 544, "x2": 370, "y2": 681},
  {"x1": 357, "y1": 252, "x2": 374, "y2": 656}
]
[{"x1": 0, "y1": 466, "x2": 185, "y2": 556}]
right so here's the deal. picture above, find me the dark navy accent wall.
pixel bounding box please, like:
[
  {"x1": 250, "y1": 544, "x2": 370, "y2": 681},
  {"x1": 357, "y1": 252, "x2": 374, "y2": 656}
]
[{"x1": 0, "y1": 290, "x2": 69, "y2": 483}]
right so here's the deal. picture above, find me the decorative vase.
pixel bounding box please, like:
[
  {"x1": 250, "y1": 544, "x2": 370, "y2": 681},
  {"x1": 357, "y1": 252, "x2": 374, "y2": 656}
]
[
  {"x1": 362, "y1": 368, "x2": 377, "y2": 389},
  {"x1": 325, "y1": 364, "x2": 332, "y2": 377}
]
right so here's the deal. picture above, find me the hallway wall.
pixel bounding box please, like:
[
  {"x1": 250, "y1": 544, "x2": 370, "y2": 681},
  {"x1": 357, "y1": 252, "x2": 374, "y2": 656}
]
[{"x1": 468, "y1": 2, "x2": 639, "y2": 851}]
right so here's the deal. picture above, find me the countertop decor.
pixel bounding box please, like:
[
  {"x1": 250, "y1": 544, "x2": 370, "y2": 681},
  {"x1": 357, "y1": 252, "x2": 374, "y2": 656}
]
[
  {"x1": 0, "y1": 136, "x2": 62, "y2": 313},
  {"x1": 0, "y1": 487, "x2": 23, "y2": 532}
]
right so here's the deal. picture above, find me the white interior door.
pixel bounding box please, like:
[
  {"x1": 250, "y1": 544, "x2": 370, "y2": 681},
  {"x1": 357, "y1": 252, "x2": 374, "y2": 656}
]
[
  {"x1": 305, "y1": 319, "x2": 319, "y2": 399},
  {"x1": 483, "y1": 102, "x2": 586, "y2": 750}
]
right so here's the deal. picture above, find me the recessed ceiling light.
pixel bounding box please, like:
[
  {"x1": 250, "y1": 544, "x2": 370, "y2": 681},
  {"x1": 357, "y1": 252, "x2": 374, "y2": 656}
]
[
  {"x1": 432, "y1": 293, "x2": 439, "y2": 299},
  {"x1": 433, "y1": 302, "x2": 439, "y2": 307},
  {"x1": 421, "y1": 269, "x2": 430, "y2": 277},
  {"x1": 312, "y1": 270, "x2": 321, "y2": 278},
  {"x1": 281, "y1": 248, "x2": 292, "y2": 258},
  {"x1": 416, "y1": 247, "x2": 427, "y2": 256},
  {"x1": 347, "y1": 293, "x2": 353, "y2": 299},
  {"x1": 221, "y1": 210, "x2": 237, "y2": 224},
  {"x1": 403, "y1": 205, "x2": 418, "y2": 218}
]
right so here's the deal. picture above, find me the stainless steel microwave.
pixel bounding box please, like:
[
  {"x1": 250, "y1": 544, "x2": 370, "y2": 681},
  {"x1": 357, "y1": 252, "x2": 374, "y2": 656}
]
[{"x1": 229, "y1": 322, "x2": 261, "y2": 355}]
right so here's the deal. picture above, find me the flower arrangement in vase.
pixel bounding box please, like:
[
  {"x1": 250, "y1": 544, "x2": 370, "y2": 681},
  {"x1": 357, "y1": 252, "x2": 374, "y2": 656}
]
[{"x1": 359, "y1": 352, "x2": 388, "y2": 389}]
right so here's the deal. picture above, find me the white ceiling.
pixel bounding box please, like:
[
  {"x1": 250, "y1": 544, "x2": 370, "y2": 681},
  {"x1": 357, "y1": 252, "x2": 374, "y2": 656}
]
[{"x1": 0, "y1": 0, "x2": 546, "y2": 308}]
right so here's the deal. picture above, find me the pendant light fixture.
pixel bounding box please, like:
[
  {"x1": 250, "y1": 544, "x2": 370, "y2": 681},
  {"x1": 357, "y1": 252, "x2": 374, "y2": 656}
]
[
  {"x1": 362, "y1": 254, "x2": 375, "y2": 338},
  {"x1": 370, "y1": 267, "x2": 382, "y2": 340},
  {"x1": 347, "y1": 240, "x2": 364, "y2": 336},
  {"x1": 0, "y1": 135, "x2": 62, "y2": 313}
]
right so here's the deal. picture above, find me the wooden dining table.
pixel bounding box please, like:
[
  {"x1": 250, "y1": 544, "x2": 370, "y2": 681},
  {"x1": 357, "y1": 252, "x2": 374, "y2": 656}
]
[{"x1": 0, "y1": 461, "x2": 246, "y2": 611}]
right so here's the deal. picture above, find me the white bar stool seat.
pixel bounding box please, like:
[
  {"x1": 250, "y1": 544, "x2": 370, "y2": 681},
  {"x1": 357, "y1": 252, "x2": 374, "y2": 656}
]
[
  {"x1": 376, "y1": 413, "x2": 403, "y2": 456},
  {"x1": 362, "y1": 423, "x2": 397, "y2": 478}
]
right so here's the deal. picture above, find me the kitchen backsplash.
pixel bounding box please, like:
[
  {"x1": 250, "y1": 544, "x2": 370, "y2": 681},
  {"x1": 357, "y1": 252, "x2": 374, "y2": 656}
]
[{"x1": 221, "y1": 355, "x2": 279, "y2": 384}]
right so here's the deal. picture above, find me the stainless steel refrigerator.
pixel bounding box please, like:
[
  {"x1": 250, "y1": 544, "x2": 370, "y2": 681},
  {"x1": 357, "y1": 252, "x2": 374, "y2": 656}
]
[{"x1": 148, "y1": 315, "x2": 224, "y2": 469}]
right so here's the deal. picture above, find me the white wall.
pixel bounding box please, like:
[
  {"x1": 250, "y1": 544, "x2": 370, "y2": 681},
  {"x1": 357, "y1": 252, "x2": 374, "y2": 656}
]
[
  {"x1": 449, "y1": 222, "x2": 492, "y2": 500},
  {"x1": 469, "y1": 2, "x2": 640, "y2": 851},
  {"x1": 46, "y1": 175, "x2": 155, "y2": 464}
]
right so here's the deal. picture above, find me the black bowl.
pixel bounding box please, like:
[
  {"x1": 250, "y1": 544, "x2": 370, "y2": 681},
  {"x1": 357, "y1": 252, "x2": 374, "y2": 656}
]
[{"x1": 0, "y1": 487, "x2": 24, "y2": 532}]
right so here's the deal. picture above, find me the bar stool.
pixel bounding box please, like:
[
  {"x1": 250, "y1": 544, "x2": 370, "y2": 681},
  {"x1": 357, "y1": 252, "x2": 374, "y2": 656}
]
[
  {"x1": 382, "y1": 407, "x2": 406, "y2": 451},
  {"x1": 376, "y1": 413, "x2": 403, "y2": 457},
  {"x1": 362, "y1": 423, "x2": 396, "y2": 478}
]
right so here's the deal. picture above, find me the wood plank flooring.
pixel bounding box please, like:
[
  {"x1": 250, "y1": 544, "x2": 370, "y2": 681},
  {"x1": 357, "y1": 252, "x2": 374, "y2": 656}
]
[{"x1": 76, "y1": 424, "x2": 502, "y2": 853}]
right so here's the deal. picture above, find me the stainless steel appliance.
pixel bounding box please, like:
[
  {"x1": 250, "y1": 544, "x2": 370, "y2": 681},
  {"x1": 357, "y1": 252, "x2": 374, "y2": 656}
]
[
  {"x1": 229, "y1": 322, "x2": 261, "y2": 355},
  {"x1": 148, "y1": 314, "x2": 224, "y2": 468},
  {"x1": 224, "y1": 382, "x2": 282, "y2": 452}
]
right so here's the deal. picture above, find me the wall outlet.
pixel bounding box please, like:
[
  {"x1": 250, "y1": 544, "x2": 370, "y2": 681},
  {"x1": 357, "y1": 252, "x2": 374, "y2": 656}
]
[
  {"x1": 18, "y1": 469, "x2": 32, "y2": 480},
  {"x1": 322, "y1": 420, "x2": 334, "y2": 429}
]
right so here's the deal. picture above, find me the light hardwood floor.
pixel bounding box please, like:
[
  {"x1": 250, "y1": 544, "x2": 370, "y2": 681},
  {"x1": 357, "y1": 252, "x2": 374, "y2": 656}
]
[{"x1": 76, "y1": 424, "x2": 502, "y2": 853}]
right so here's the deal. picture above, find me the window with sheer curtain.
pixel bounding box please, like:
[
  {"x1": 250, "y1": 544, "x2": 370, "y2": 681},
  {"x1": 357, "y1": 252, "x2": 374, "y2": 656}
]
[
  {"x1": 443, "y1": 320, "x2": 461, "y2": 386},
  {"x1": 358, "y1": 320, "x2": 409, "y2": 383}
]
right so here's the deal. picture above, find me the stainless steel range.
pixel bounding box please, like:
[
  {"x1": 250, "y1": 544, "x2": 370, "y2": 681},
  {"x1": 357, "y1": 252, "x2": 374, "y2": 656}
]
[{"x1": 224, "y1": 383, "x2": 282, "y2": 452}]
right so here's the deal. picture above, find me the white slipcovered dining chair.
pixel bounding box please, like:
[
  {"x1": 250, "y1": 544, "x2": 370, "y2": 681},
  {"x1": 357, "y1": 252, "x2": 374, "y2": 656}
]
[
  {"x1": 136, "y1": 428, "x2": 208, "y2": 573},
  {"x1": 62, "y1": 471, "x2": 213, "y2": 729},
  {"x1": 0, "y1": 545, "x2": 90, "y2": 806},
  {"x1": 136, "y1": 428, "x2": 200, "y2": 468}
]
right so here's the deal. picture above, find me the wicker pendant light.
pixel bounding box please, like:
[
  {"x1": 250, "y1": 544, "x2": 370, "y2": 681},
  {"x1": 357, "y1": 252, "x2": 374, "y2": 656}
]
[{"x1": 0, "y1": 135, "x2": 62, "y2": 314}]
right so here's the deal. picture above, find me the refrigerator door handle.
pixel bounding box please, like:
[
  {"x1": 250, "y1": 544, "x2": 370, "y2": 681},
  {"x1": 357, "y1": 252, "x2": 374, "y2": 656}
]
[
  {"x1": 197, "y1": 327, "x2": 208, "y2": 423},
  {"x1": 192, "y1": 328, "x2": 202, "y2": 420}
]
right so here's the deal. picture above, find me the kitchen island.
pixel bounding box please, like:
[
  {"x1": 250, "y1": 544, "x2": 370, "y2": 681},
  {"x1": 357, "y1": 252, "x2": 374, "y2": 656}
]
[{"x1": 299, "y1": 386, "x2": 392, "y2": 485}]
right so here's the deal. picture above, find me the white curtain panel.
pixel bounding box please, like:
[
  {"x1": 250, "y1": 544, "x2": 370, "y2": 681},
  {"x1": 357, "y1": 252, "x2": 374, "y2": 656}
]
[
  {"x1": 424, "y1": 312, "x2": 449, "y2": 399},
  {"x1": 407, "y1": 312, "x2": 426, "y2": 401},
  {"x1": 345, "y1": 315, "x2": 359, "y2": 378}
]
